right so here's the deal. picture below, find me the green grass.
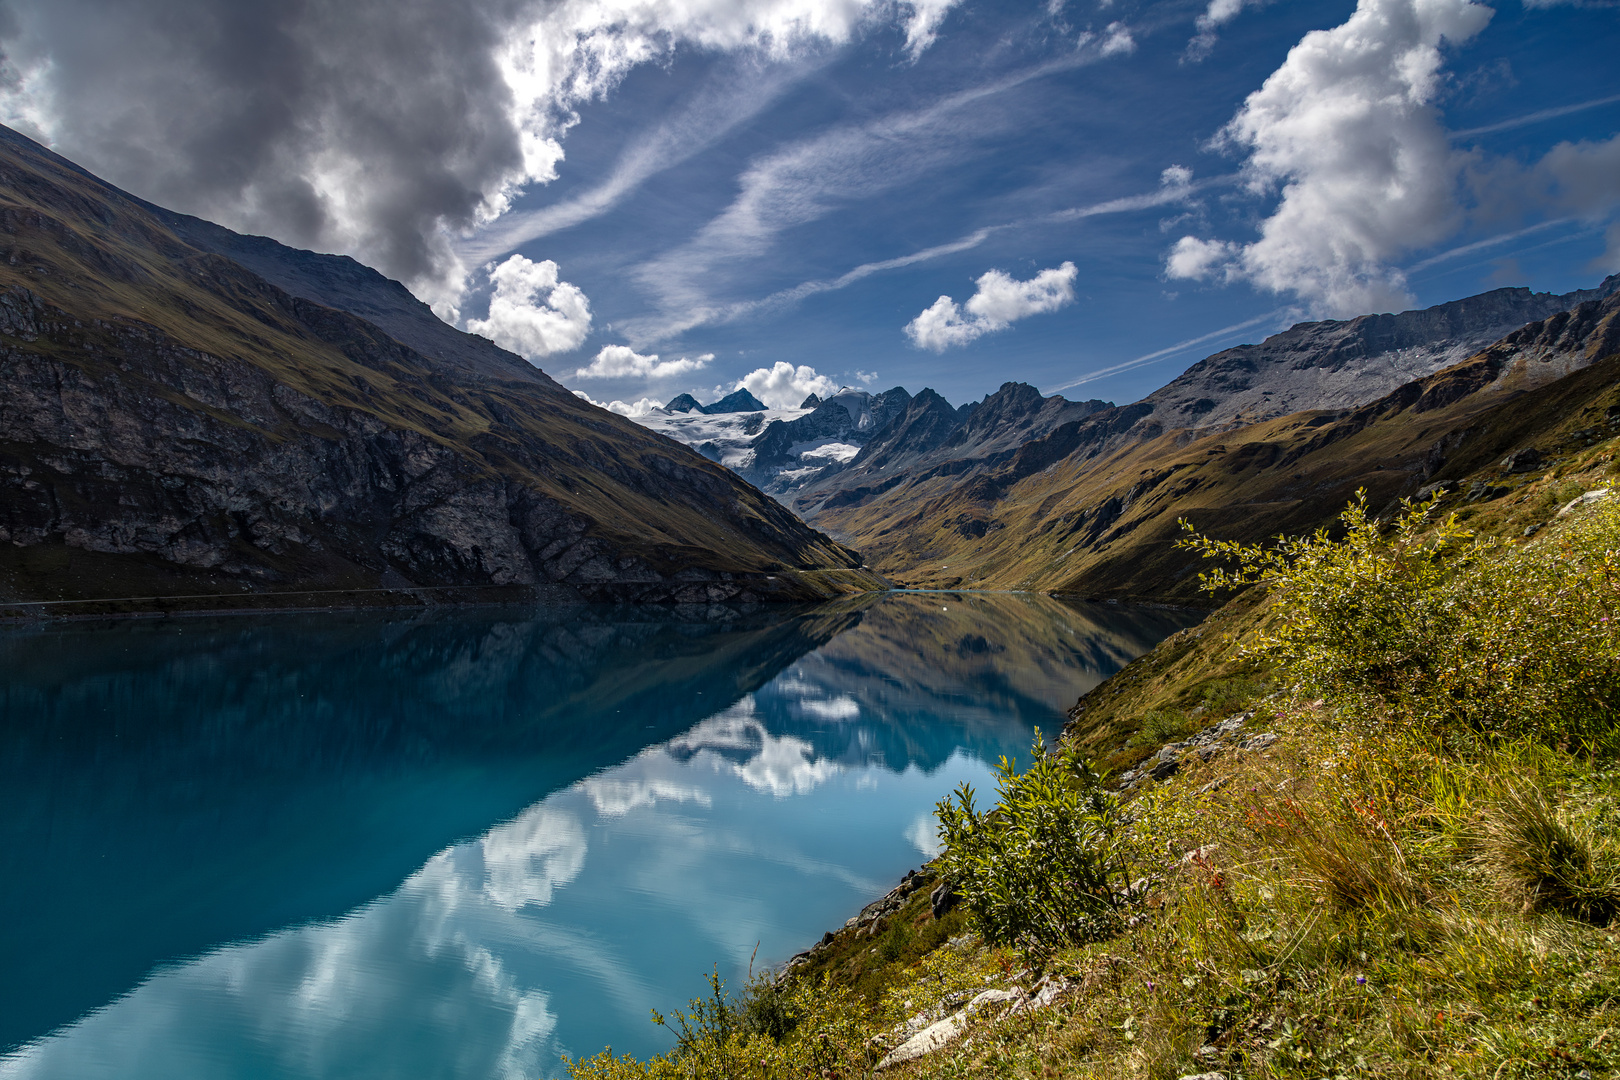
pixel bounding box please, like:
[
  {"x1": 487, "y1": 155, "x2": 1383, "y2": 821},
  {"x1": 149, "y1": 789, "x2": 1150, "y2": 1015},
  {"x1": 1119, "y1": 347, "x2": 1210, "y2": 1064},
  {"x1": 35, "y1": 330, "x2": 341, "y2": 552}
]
[{"x1": 563, "y1": 477, "x2": 1620, "y2": 1080}]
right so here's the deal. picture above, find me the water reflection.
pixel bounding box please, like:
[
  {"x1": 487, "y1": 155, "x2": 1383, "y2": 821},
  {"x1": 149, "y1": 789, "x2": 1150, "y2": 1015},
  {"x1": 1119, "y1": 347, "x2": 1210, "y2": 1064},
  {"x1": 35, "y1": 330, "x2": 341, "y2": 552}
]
[{"x1": 0, "y1": 593, "x2": 1195, "y2": 1079}]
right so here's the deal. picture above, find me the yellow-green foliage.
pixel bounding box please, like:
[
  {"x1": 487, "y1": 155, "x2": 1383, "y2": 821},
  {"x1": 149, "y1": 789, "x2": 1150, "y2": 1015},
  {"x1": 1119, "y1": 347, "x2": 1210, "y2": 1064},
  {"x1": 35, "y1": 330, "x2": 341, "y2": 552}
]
[
  {"x1": 934, "y1": 731, "x2": 1136, "y2": 962},
  {"x1": 567, "y1": 493, "x2": 1620, "y2": 1079},
  {"x1": 1179, "y1": 490, "x2": 1620, "y2": 746}
]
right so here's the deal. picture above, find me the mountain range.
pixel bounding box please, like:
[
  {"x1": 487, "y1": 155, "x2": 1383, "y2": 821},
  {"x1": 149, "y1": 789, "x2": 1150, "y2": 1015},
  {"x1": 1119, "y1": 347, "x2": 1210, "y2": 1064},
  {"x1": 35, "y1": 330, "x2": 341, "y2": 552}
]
[
  {"x1": 634, "y1": 274, "x2": 1619, "y2": 602},
  {"x1": 0, "y1": 125, "x2": 877, "y2": 613},
  {"x1": 4, "y1": 119, "x2": 1618, "y2": 615},
  {"x1": 797, "y1": 279, "x2": 1620, "y2": 600}
]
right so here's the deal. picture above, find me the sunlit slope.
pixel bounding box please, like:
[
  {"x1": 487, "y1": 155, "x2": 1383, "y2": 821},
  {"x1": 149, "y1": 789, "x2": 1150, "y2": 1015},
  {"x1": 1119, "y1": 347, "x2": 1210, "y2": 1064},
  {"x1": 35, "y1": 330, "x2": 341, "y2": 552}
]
[
  {"x1": 814, "y1": 291, "x2": 1620, "y2": 603},
  {"x1": 0, "y1": 125, "x2": 868, "y2": 606}
]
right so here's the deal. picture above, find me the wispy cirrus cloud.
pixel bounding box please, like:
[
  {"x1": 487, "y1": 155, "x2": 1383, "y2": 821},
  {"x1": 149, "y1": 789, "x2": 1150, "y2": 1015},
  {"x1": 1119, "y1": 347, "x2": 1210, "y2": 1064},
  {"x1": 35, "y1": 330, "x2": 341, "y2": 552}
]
[
  {"x1": 458, "y1": 54, "x2": 824, "y2": 267},
  {"x1": 622, "y1": 166, "x2": 1225, "y2": 342},
  {"x1": 1045, "y1": 310, "x2": 1290, "y2": 393},
  {"x1": 619, "y1": 44, "x2": 1136, "y2": 343}
]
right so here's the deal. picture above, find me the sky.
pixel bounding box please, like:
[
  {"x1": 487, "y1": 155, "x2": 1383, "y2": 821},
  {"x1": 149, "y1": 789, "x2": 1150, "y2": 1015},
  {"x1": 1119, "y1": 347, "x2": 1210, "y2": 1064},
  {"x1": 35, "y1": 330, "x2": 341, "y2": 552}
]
[{"x1": 0, "y1": 0, "x2": 1616, "y2": 414}]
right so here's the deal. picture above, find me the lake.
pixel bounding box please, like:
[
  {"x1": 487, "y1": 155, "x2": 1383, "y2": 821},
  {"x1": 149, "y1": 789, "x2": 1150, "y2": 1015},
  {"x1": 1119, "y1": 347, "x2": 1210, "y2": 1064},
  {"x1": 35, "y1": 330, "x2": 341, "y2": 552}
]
[{"x1": 0, "y1": 591, "x2": 1196, "y2": 1079}]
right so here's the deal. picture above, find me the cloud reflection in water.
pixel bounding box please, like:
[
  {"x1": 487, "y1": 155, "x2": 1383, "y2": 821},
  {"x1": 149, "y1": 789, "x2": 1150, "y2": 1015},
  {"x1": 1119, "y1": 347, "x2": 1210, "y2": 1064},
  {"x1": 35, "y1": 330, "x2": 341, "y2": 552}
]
[{"x1": 0, "y1": 592, "x2": 1197, "y2": 1080}]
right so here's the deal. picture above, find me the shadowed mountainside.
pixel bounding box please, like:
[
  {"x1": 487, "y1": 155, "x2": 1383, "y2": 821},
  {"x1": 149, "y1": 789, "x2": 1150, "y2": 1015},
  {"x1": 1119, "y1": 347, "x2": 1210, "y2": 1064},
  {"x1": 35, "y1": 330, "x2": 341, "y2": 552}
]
[{"x1": 0, "y1": 125, "x2": 874, "y2": 611}]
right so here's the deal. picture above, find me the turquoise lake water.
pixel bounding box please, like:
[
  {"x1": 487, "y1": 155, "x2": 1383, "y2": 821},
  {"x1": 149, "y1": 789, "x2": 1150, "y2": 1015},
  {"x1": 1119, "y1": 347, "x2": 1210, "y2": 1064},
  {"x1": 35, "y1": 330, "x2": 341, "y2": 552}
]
[{"x1": 0, "y1": 591, "x2": 1196, "y2": 1079}]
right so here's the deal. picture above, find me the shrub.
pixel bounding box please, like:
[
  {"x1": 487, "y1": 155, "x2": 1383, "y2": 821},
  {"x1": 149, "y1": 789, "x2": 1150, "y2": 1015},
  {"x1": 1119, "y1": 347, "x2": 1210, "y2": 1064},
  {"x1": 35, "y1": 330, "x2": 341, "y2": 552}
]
[
  {"x1": 1131, "y1": 708, "x2": 1191, "y2": 746},
  {"x1": 1177, "y1": 490, "x2": 1474, "y2": 715},
  {"x1": 1178, "y1": 490, "x2": 1620, "y2": 747},
  {"x1": 934, "y1": 730, "x2": 1135, "y2": 963}
]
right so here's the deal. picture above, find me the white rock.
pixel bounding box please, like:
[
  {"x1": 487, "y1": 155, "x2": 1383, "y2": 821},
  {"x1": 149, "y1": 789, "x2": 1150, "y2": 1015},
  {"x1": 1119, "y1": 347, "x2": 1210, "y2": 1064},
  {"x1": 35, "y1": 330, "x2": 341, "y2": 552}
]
[
  {"x1": 1557, "y1": 489, "x2": 1611, "y2": 517},
  {"x1": 876, "y1": 1013, "x2": 968, "y2": 1069}
]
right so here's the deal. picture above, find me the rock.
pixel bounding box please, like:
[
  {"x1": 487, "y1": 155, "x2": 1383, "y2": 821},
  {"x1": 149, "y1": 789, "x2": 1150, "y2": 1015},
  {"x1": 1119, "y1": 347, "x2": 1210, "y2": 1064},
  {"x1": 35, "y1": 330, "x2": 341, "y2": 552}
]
[
  {"x1": 1148, "y1": 757, "x2": 1180, "y2": 781},
  {"x1": 876, "y1": 1012, "x2": 968, "y2": 1069},
  {"x1": 819, "y1": 931, "x2": 834, "y2": 946},
  {"x1": 1467, "y1": 480, "x2": 1511, "y2": 501},
  {"x1": 1178, "y1": 1073, "x2": 1227, "y2": 1080},
  {"x1": 1502, "y1": 447, "x2": 1546, "y2": 473},
  {"x1": 930, "y1": 881, "x2": 963, "y2": 919},
  {"x1": 1241, "y1": 732, "x2": 1279, "y2": 751},
  {"x1": 1181, "y1": 844, "x2": 1220, "y2": 866},
  {"x1": 875, "y1": 989, "x2": 1023, "y2": 1070},
  {"x1": 1557, "y1": 489, "x2": 1612, "y2": 517}
]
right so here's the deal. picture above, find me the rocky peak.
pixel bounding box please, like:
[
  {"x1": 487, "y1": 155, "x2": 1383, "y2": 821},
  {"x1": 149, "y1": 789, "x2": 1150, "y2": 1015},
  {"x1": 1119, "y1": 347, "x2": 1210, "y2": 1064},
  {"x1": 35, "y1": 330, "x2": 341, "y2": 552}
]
[
  {"x1": 844, "y1": 388, "x2": 966, "y2": 474},
  {"x1": 665, "y1": 393, "x2": 704, "y2": 413},
  {"x1": 702, "y1": 388, "x2": 768, "y2": 414}
]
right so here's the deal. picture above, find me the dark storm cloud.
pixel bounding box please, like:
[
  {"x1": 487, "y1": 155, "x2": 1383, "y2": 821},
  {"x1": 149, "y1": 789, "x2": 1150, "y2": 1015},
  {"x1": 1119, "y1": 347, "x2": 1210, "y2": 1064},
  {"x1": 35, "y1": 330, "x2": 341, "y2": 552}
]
[{"x1": 0, "y1": 0, "x2": 541, "y2": 310}]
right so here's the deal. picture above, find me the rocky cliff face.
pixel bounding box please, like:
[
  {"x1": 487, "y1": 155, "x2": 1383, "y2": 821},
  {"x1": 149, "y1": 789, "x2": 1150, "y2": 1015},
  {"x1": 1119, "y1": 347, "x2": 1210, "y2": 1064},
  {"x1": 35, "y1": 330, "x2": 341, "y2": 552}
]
[
  {"x1": 0, "y1": 125, "x2": 868, "y2": 610},
  {"x1": 1142, "y1": 278, "x2": 1620, "y2": 432},
  {"x1": 793, "y1": 382, "x2": 1111, "y2": 517}
]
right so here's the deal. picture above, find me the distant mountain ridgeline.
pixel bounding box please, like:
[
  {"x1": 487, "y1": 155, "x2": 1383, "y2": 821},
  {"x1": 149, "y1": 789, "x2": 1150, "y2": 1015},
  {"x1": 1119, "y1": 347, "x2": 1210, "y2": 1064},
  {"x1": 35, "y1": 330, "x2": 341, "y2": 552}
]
[
  {"x1": 629, "y1": 380, "x2": 1116, "y2": 502},
  {"x1": 0, "y1": 124, "x2": 878, "y2": 612},
  {"x1": 795, "y1": 277, "x2": 1620, "y2": 602}
]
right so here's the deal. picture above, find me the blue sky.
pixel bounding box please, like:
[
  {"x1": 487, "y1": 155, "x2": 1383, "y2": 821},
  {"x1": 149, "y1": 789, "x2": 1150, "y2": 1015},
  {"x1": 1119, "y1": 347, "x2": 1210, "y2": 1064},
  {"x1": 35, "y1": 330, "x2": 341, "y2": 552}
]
[{"x1": 2, "y1": 0, "x2": 1616, "y2": 411}]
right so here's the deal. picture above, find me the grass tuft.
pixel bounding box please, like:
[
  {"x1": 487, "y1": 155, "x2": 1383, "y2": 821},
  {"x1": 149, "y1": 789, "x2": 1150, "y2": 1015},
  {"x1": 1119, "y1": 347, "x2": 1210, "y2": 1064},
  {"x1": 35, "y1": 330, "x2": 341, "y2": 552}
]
[{"x1": 1475, "y1": 782, "x2": 1620, "y2": 925}]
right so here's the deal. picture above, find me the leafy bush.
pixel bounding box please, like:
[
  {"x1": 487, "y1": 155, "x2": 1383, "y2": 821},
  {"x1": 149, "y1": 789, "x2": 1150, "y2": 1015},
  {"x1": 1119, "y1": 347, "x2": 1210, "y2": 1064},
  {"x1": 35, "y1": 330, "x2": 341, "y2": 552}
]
[
  {"x1": 1131, "y1": 708, "x2": 1191, "y2": 747},
  {"x1": 934, "y1": 730, "x2": 1135, "y2": 962},
  {"x1": 1178, "y1": 490, "x2": 1620, "y2": 747}
]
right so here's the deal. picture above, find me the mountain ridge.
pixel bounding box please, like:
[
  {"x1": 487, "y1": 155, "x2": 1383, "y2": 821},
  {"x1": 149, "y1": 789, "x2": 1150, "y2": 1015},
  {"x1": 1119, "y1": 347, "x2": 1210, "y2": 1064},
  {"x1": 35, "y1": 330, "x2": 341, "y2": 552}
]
[
  {"x1": 0, "y1": 124, "x2": 874, "y2": 611},
  {"x1": 808, "y1": 285, "x2": 1620, "y2": 600}
]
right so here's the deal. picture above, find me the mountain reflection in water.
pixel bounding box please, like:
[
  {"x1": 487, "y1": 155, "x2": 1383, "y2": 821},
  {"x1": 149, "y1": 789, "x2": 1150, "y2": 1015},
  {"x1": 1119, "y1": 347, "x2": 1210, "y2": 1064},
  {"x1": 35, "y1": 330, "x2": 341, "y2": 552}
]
[{"x1": 0, "y1": 592, "x2": 1196, "y2": 1079}]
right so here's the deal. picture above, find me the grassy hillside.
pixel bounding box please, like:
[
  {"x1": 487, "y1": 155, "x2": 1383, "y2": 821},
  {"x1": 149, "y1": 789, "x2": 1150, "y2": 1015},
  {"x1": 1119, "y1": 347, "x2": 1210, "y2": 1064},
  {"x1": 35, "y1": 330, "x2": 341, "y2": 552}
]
[
  {"x1": 811, "y1": 293, "x2": 1620, "y2": 604},
  {"x1": 562, "y1": 444, "x2": 1620, "y2": 1080}
]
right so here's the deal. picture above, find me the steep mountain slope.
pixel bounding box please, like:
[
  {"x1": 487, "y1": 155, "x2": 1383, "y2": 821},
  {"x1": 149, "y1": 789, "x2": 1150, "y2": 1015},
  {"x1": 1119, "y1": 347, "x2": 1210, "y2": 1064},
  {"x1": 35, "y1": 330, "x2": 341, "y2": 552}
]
[
  {"x1": 794, "y1": 382, "x2": 1111, "y2": 517},
  {"x1": 811, "y1": 289, "x2": 1620, "y2": 602},
  {"x1": 0, "y1": 125, "x2": 870, "y2": 610},
  {"x1": 1142, "y1": 279, "x2": 1617, "y2": 431}
]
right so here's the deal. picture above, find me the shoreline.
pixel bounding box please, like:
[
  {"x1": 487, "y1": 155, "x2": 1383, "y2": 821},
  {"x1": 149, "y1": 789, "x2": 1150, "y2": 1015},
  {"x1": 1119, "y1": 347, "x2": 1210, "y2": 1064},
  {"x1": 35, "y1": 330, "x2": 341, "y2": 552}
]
[{"x1": 0, "y1": 567, "x2": 892, "y2": 623}]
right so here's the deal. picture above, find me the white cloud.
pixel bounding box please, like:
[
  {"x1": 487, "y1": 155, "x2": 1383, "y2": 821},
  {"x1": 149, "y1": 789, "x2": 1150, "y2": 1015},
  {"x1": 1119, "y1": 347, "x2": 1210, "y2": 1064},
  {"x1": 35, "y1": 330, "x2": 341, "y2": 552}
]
[
  {"x1": 1186, "y1": 0, "x2": 1266, "y2": 61},
  {"x1": 1165, "y1": 0, "x2": 1494, "y2": 316},
  {"x1": 1099, "y1": 21, "x2": 1136, "y2": 55},
  {"x1": 0, "y1": 0, "x2": 963, "y2": 321},
  {"x1": 902, "y1": 0, "x2": 960, "y2": 59},
  {"x1": 1160, "y1": 164, "x2": 1194, "y2": 188},
  {"x1": 737, "y1": 362, "x2": 841, "y2": 409},
  {"x1": 465, "y1": 254, "x2": 592, "y2": 361},
  {"x1": 905, "y1": 261, "x2": 1078, "y2": 351},
  {"x1": 570, "y1": 389, "x2": 665, "y2": 416},
  {"x1": 1165, "y1": 235, "x2": 1239, "y2": 281},
  {"x1": 572, "y1": 344, "x2": 713, "y2": 380}
]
